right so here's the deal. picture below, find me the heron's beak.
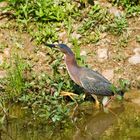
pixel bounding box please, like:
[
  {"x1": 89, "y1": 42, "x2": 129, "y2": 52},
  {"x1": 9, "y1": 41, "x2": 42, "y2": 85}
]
[{"x1": 46, "y1": 44, "x2": 57, "y2": 48}]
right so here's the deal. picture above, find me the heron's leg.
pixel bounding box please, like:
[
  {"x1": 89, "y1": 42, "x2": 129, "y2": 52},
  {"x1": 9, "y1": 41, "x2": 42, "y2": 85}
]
[
  {"x1": 61, "y1": 92, "x2": 79, "y2": 118},
  {"x1": 60, "y1": 91, "x2": 78, "y2": 101},
  {"x1": 91, "y1": 94, "x2": 100, "y2": 108}
]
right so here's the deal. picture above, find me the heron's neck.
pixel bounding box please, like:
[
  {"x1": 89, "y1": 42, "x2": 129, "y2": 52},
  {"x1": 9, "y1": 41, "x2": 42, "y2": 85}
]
[
  {"x1": 64, "y1": 54, "x2": 81, "y2": 84},
  {"x1": 64, "y1": 54, "x2": 79, "y2": 68}
]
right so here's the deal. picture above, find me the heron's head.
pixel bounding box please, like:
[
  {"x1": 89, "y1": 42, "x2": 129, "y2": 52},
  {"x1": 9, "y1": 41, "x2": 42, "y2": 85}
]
[{"x1": 46, "y1": 43, "x2": 74, "y2": 55}]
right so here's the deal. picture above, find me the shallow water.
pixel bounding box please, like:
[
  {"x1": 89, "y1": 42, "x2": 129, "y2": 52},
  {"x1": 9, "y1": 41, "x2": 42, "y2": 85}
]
[{"x1": 0, "y1": 90, "x2": 140, "y2": 140}]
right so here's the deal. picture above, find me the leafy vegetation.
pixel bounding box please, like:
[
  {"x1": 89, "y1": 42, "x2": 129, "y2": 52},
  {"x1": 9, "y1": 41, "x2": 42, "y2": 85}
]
[
  {"x1": 0, "y1": 0, "x2": 139, "y2": 127},
  {"x1": 0, "y1": 47, "x2": 85, "y2": 125},
  {"x1": 109, "y1": 0, "x2": 140, "y2": 7},
  {"x1": 78, "y1": 5, "x2": 109, "y2": 34},
  {"x1": 109, "y1": 0, "x2": 140, "y2": 16},
  {"x1": 107, "y1": 16, "x2": 128, "y2": 35}
]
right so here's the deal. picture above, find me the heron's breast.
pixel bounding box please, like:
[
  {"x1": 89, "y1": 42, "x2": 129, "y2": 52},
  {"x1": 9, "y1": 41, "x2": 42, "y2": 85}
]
[{"x1": 65, "y1": 63, "x2": 81, "y2": 85}]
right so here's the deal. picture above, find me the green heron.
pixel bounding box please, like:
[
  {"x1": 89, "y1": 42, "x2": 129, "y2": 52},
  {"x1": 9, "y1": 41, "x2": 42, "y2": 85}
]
[{"x1": 47, "y1": 43, "x2": 124, "y2": 107}]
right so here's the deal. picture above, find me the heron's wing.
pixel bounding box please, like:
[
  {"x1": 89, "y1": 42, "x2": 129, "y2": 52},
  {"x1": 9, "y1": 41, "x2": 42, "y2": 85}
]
[
  {"x1": 80, "y1": 76, "x2": 114, "y2": 96},
  {"x1": 81, "y1": 67, "x2": 110, "y2": 83}
]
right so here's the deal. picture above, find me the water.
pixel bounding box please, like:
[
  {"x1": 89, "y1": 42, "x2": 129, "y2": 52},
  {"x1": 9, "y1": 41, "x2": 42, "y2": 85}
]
[{"x1": 0, "y1": 90, "x2": 140, "y2": 140}]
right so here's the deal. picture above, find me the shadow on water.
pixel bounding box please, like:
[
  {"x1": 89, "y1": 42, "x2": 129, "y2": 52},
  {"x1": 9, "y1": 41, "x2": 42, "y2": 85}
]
[
  {"x1": 72, "y1": 105, "x2": 124, "y2": 140},
  {"x1": 0, "y1": 90, "x2": 140, "y2": 140}
]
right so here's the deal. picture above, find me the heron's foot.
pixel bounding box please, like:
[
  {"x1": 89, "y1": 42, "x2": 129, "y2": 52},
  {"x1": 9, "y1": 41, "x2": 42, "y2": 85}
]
[
  {"x1": 103, "y1": 96, "x2": 115, "y2": 107},
  {"x1": 91, "y1": 94, "x2": 100, "y2": 109},
  {"x1": 60, "y1": 91, "x2": 78, "y2": 101}
]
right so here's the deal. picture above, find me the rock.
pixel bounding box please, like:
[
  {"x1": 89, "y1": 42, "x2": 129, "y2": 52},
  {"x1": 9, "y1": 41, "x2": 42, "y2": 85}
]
[
  {"x1": 71, "y1": 32, "x2": 81, "y2": 40},
  {"x1": 0, "y1": 70, "x2": 6, "y2": 78},
  {"x1": 100, "y1": 33, "x2": 107, "y2": 39},
  {"x1": 3, "y1": 48, "x2": 10, "y2": 58},
  {"x1": 128, "y1": 55, "x2": 140, "y2": 64},
  {"x1": 97, "y1": 48, "x2": 108, "y2": 62},
  {"x1": 137, "y1": 76, "x2": 140, "y2": 81},
  {"x1": 37, "y1": 51, "x2": 46, "y2": 58},
  {"x1": 128, "y1": 47, "x2": 140, "y2": 64},
  {"x1": 109, "y1": 6, "x2": 123, "y2": 17},
  {"x1": 96, "y1": 38, "x2": 111, "y2": 47},
  {"x1": 0, "y1": 2, "x2": 8, "y2": 8},
  {"x1": 80, "y1": 50, "x2": 87, "y2": 56},
  {"x1": 102, "y1": 69, "x2": 114, "y2": 81},
  {"x1": 0, "y1": 18, "x2": 8, "y2": 26},
  {"x1": 0, "y1": 54, "x2": 3, "y2": 65},
  {"x1": 94, "y1": 1, "x2": 112, "y2": 8},
  {"x1": 134, "y1": 48, "x2": 140, "y2": 55},
  {"x1": 59, "y1": 32, "x2": 68, "y2": 43}
]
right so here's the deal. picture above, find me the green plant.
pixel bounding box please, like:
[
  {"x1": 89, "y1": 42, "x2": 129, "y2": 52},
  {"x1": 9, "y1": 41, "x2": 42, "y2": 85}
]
[
  {"x1": 109, "y1": 78, "x2": 130, "y2": 100},
  {"x1": 71, "y1": 37, "x2": 87, "y2": 66},
  {"x1": 118, "y1": 35, "x2": 128, "y2": 47},
  {"x1": 0, "y1": 44, "x2": 7, "y2": 53},
  {"x1": 1, "y1": 0, "x2": 137, "y2": 128},
  {"x1": 10, "y1": 48, "x2": 84, "y2": 124},
  {"x1": 71, "y1": 38, "x2": 81, "y2": 64},
  {"x1": 3, "y1": 0, "x2": 76, "y2": 23},
  {"x1": 126, "y1": 5, "x2": 140, "y2": 16},
  {"x1": 1, "y1": 0, "x2": 81, "y2": 44},
  {"x1": 78, "y1": 4, "x2": 110, "y2": 34},
  {"x1": 109, "y1": 0, "x2": 140, "y2": 7},
  {"x1": 118, "y1": 78, "x2": 130, "y2": 92},
  {"x1": 84, "y1": 30, "x2": 100, "y2": 43},
  {"x1": 0, "y1": 98, "x2": 9, "y2": 125},
  {"x1": 107, "y1": 16, "x2": 128, "y2": 35},
  {"x1": 30, "y1": 23, "x2": 59, "y2": 44},
  {"x1": 136, "y1": 35, "x2": 140, "y2": 42},
  {"x1": 4, "y1": 53, "x2": 28, "y2": 98},
  {"x1": 109, "y1": 0, "x2": 140, "y2": 17},
  {"x1": 64, "y1": 17, "x2": 73, "y2": 39}
]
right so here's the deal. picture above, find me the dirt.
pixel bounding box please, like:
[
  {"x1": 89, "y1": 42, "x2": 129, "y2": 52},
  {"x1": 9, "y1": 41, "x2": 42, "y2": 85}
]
[
  {"x1": 0, "y1": 1, "x2": 140, "y2": 89},
  {"x1": 80, "y1": 17, "x2": 140, "y2": 88}
]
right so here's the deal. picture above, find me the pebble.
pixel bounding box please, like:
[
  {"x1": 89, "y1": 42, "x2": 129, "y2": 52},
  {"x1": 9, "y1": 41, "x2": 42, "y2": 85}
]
[
  {"x1": 37, "y1": 51, "x2": 46, "y2": 58},
  {"x1": 96, "y1": 38, "x2": 111, "y2": 47},
  {"x1": 102, "y1": 69, "x2": 114, "y2": 81},
  {"x1": 0, "y1": 70, "x2": 6, "y2": 78},
  {"x1": 0, "y1": 54, "x2": 3, "y2": 65},
  {"x1": 109, "y1": 6, "x2": 123, "y2": 17},
  {"x1": 97, "y1": 48, "x2": 108, "y2": 62},
  {"x1": 71, "y1": 32, "x2": 81, "y2": 40},
  {"x1": 3, "y1": 48, "x2": 10, "y2": 58},
  {"x1": 128, "y1": 55, "x2": 140, "y2": 64},
  {"x1": 0, "y1": 2, "x2": 7, "y2": 8},
  {"x1": 133, "y1": 48, "x2": 140, "y2": 55},
  {"x1": 80, "y1": 50, "x2": 87, "y2": 56},
  {"x1": 59, "y1": 32, "x2": 68, "y2": 43},
  {"x1": 128, "y1": 48, "x2": 140, "y2": 64}
]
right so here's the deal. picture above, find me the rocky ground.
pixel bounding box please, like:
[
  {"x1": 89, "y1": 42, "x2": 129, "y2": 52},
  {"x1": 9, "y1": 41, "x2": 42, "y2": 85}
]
[
  {"x1": 80, "y1": 17, "x2": 140, "y2": 88},
  {"x1": 0, "y1": 1, "x2": 140, "y2": 90}
]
